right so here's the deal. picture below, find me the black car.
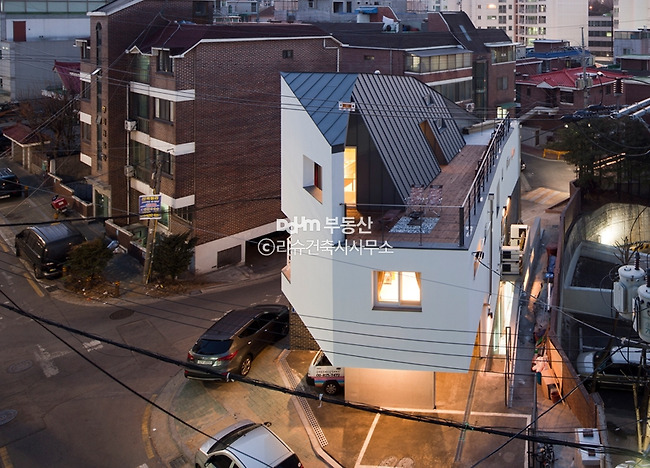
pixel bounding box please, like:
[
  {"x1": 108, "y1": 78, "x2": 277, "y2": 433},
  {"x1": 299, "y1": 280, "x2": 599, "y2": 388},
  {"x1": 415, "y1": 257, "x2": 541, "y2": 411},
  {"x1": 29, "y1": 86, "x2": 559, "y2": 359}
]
[
  {"x1": 0, "y1": 167, "x2": 23, "y2": 198},
  {"x1": 185, "y1": 305, "x2": 290, "y2": 380}
]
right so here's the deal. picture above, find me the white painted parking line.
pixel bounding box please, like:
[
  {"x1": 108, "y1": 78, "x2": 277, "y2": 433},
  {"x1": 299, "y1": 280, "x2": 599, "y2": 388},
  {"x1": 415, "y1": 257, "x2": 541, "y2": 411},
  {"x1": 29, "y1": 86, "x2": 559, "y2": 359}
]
[
  {"x1": 353, "y1": 411, "x2": 531, "y2": 468},
  {"x1": 354, "y1": 413, "x2": 380, "y2": 468}
]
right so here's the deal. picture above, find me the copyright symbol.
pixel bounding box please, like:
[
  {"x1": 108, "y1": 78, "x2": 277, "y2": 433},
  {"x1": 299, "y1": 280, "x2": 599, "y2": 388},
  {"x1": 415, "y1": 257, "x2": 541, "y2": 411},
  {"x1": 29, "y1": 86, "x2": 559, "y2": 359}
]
[{"x1": 258, "y1": 238, "x2": 276, "y2": 256}]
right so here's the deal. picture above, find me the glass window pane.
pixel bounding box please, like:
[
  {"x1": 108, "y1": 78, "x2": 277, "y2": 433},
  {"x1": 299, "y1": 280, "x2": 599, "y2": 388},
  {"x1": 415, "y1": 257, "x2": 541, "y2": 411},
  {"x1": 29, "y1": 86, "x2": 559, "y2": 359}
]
[
  {"x1": 27, "y1": 2, "x2": 47, "y2": 12},
  {"x1": 378, "y1": 271, "x2": 399, "y2": 303},
  {"x1": 5, "y1": 2, "x2": 26, "y2": 12},
  {"x1": 48, "y1": 2, "x2": 69, "y2": 12},
  {"x1": 430, "y1": 55, "x2": 439, "y2": 71},
  {"x1": 400, "y1": 272, "x2": 421, "y2": 303}
]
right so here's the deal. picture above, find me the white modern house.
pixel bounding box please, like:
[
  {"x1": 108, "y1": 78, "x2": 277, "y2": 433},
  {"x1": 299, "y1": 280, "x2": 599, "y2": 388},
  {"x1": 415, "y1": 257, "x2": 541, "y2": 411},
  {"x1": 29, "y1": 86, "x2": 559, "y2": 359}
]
[{"x1": 280, "y1": 72, "x2": 522, "y2": 408}]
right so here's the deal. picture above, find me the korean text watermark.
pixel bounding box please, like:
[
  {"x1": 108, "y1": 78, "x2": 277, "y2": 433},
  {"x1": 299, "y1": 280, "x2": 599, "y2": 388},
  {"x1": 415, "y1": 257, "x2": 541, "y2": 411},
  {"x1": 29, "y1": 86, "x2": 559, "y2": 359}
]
[
  {"x1": 276, "y1": 216, "x2": 373, "y2": 234},
  {"x1": 257, "y1": 238, "x2": 393, "y2": 256}
]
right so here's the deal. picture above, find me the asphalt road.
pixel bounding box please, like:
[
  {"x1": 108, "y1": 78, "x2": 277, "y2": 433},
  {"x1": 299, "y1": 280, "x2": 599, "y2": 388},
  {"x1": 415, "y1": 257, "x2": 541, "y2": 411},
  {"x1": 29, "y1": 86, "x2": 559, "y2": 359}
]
[
  {"x1": 0, "y1": 182, "x2": 286, "y2": 468},
  {"x1": 521, "y1": 150, "x2": 576, "y2": 193}
]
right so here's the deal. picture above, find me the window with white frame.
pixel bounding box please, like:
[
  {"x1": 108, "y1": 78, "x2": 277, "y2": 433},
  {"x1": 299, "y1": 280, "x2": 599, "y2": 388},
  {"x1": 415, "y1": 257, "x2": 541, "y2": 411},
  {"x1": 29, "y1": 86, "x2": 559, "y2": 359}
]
[
  {"x1": 154, "y1": 98, "x2": 173, "y2": 122},
  {"x1": 81, "y1": 121, "x2": 91, "y2": 141},
  {"x1": 157, "y1": 50, "x2": 173, "y2": 73},
  {"x1": 375, "y1": 271, "x2": 422, "y2": 309}
]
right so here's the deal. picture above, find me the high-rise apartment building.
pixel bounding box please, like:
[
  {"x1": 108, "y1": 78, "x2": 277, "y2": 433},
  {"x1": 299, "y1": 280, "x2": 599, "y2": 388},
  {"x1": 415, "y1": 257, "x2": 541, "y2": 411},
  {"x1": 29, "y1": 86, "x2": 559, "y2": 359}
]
[
  {"x1": 457, "y1": 0, "x2": 588, "y2": 47},
  {"x1": 613, "y1": 0, "x2": 650, "y2": 31}
]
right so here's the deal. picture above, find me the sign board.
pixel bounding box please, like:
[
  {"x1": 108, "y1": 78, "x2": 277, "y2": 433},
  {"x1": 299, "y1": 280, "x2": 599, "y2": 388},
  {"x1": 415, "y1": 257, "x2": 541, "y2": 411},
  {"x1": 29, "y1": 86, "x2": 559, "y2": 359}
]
[
  {"x1": 139, "y1": 194, "x2": 162, "y2": 220},
  {"x1": 338, "y1": 102, "x2": 355, "y2": 112}
]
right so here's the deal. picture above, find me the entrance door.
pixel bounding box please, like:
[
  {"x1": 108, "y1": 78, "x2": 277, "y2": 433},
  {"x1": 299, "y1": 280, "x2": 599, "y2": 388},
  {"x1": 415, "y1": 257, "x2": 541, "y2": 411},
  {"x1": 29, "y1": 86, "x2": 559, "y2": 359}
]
[{"x1": 13, "y1": 21, "x2": 26, "y2": 42}]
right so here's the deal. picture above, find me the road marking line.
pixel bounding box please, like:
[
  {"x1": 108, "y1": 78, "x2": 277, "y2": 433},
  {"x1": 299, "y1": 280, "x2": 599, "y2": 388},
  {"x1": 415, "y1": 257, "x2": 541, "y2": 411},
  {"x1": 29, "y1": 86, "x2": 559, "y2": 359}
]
[
  {"x1": 82, "y1": 340, "x2": 103, "y2": 352},
  {"x1": 354, "y1": 412, "x2": 380, "y2": 468},
  {"x1": 23, "y1": 273, "x2": 44, "y2": 297},
  {"x1": 141, "y1": 395, "x2": 156, "y2": 459},
  {"x1": 0, "y1": 446, "x2": 14, "y2": 468},
  {"x1": 33, "y1": 344, "x2": 69, "y2": 378}
]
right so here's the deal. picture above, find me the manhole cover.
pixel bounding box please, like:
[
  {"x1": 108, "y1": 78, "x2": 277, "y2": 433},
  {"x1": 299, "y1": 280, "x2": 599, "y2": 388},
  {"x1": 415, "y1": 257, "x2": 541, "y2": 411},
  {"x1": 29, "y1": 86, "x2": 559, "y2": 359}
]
[
  {"x1": 169, "y1": 455, "x2": 186, "y2": 468},
  {"x1": 7, "y1": 360, "x2": 32, "y2": 373},
  {"x1": 0, "y1": 409, "x2": 17, "y2": 426},
  {"x1": 109, "y1": 309, "x2": 134, "y2": 320}
]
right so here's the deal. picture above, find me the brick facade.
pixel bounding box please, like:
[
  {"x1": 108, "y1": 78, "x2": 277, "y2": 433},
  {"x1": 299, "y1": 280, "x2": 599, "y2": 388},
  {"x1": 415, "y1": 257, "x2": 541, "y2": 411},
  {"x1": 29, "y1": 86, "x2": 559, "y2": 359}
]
[{"x1": 81, "y1": 1, "x2": 340, "y2": 266}]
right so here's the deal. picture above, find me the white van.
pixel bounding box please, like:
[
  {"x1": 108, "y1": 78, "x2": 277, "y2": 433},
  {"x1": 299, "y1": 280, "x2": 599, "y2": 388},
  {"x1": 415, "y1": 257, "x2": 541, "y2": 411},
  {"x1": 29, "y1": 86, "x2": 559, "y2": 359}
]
[{"x1": 306, "y1": 350, "x2": 344, "y2": 395}]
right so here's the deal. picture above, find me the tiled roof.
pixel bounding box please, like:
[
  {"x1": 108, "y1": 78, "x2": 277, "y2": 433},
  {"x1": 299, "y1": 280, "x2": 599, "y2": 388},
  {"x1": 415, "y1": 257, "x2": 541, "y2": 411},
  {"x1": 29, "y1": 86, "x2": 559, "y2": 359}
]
[
  {"x1": 312, "y1": 22, "x2": 460, "y2": 49},
  {"x1": 132, "y1": 22, "x2": 331, "y2": 56},
  {"x1": 3, "y1": 123, "x2": 50, "y2": 145},
  {"x1": 516, "y1": 67, "x2": 628, "y2": 88}
]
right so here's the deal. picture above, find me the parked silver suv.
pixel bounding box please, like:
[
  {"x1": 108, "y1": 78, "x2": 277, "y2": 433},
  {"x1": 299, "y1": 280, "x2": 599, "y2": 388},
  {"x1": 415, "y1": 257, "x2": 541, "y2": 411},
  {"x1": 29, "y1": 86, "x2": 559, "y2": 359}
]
[
  {"x1": 195, "y1": 420, "x2": 303, "y2": 468},
  {"x1": 185, "y1": 305, "x2": 289, "y2": 380}
]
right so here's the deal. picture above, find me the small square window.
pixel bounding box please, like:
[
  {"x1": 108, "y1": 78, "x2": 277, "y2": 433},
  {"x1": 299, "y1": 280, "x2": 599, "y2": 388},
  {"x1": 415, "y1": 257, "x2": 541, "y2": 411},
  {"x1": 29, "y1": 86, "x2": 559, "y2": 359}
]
[
  {"x1": 282, "y1": 50, "x2": 293, "y2": 59},
  {"x1": 375, "y1": 271, "x2": 422, "y2": 309}
]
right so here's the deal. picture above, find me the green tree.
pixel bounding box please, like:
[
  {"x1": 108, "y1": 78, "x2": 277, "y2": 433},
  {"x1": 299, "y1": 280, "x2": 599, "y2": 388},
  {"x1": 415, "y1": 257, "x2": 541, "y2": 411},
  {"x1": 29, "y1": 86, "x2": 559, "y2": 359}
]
[
  {"x1": 549, "y1": 116, "x2": 650, "y2": 191},
  {"x1": 65, "y1": 237, "x2": 113, "y2": 286},
  {"x1": 152, "y1": 232, "x2": 198, "y2": 281}
]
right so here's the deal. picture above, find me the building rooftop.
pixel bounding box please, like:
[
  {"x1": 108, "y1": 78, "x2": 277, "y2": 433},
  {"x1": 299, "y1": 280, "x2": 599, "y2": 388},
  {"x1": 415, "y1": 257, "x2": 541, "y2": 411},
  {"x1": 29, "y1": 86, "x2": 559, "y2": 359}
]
[
  {"x1": 283, "y1": 71, "x2": 510, "y2": 249},
  {"x1": 129, "y1": 21, "x2": 331, "y2": 56},
  {"x1": 516, "y1": 67, "x2": 627, "y2": 88}
]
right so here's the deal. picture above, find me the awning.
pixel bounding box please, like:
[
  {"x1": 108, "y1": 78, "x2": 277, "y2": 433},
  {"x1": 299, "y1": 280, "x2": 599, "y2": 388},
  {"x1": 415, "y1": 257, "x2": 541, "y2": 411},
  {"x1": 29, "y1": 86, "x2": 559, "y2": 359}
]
[
  {"x1": 355, "y1": 7, "x2": 377, "y2": 13},
  {"x1": 498, "y1": 101, "x2": 517, "y2": 109}
]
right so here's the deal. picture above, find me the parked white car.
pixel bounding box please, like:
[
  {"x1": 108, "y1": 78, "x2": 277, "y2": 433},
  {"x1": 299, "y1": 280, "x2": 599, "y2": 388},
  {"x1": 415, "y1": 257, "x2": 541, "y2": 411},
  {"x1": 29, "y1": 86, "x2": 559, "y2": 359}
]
[
  {"x1": 306, "y1": 350, "x2": 344, "y2": 395},
  {"x1": 195, "y1": 420, "x2": 303, "y2": 468}
]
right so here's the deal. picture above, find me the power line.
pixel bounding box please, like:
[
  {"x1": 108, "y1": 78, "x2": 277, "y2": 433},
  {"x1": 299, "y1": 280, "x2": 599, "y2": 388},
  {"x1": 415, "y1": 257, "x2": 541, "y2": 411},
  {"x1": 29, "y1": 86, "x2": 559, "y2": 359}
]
[{"x1": 0, "y1": 296, "x2": 645, "y2": 460}]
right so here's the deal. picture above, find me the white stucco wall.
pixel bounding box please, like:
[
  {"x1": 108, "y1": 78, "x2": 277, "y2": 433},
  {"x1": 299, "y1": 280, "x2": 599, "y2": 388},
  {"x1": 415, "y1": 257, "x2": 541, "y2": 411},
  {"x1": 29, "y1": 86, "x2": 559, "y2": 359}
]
[
  {"x1": 281, "y1": 75, "x2": 521, "y2": 375},
  {"x1": 4, "y1": 16, "x2": 91, "y2": 41},
  {"x1": 1, "y1": 39, "x2": 79, "y2": 101}
]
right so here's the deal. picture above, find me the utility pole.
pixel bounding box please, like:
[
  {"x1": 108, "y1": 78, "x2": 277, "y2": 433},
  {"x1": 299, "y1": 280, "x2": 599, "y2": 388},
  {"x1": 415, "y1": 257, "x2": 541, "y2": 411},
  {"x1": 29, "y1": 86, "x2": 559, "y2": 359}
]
[
  {"x1": 582, "y1": 27, "x2": 589, "y2": 109},
  {"x1": 142, "y1": 152, "x2": 163, "y2": 284}
]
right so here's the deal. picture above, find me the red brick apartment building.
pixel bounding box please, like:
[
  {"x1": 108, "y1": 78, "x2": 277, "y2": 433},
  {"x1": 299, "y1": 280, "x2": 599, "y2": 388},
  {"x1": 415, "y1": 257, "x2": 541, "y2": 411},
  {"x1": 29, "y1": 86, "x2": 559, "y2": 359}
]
[
  {"x1": 75, "y1": 1, "x2": 515, "y2": 274},
  {"x1": 77, "y1": 0, "x2": 339, "y2": 272}
]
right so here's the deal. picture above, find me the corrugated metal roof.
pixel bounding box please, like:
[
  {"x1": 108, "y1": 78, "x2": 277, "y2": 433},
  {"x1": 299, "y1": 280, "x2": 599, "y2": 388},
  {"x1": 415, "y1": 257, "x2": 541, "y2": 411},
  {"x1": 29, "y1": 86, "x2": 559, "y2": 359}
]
[
  {"x1": 282, "y1": 72, "x2": 356, "y2": 148},
  {"x1": 352, "y1": 73, "x2": 465, "y2": 200},
  {"x1": 284, "y1": 72, "x2": 467, "y2": 202}
]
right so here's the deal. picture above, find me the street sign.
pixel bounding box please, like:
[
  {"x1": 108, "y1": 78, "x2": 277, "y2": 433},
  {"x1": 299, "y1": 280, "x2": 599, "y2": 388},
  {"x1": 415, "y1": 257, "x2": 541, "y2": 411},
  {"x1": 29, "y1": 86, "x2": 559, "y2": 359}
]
[{"x1": 139, "y1": 194, "x2": 162, "y2": 220}]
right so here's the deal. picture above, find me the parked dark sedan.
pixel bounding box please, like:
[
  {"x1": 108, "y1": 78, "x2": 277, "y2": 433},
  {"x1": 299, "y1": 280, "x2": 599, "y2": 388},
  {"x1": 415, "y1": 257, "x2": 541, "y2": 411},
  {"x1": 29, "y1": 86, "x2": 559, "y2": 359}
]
[{"x1": 185, "y1": 305, "x2": 289, "y2": 380}]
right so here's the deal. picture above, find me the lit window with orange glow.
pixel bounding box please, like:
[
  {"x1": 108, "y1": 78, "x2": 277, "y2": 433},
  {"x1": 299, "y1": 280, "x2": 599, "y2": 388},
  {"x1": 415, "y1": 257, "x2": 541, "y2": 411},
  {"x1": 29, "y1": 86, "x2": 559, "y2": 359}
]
[{"x1": 375, "y1": 271, "x2": 422, "y2": 309}]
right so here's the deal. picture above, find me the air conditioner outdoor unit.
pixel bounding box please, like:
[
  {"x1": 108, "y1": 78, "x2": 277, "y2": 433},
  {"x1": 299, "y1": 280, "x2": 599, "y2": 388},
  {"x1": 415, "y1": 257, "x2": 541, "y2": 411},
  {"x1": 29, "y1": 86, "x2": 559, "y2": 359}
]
[
  {"x1": 124, "y1": 120, "x2": 137, "y2": 131},
  {"x1": 501, "y1": 245, "x2": 521, "y2": 275},
  {"x1": 465, "y1": 102, "x2": 475, "y2": 112},
  {"x1": 124, "y1": 165, "x2": 134, "y2": 177}
]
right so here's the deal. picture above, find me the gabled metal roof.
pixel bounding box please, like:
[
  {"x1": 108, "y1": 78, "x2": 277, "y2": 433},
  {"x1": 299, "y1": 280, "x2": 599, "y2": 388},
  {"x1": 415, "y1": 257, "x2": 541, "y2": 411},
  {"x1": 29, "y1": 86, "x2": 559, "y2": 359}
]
[
  {"x1": 283, "y1": 72, "x2": 467, "y2": 201},
  {"x1": 282, "y1": 72, "x2": 356, "y2": 148}
]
